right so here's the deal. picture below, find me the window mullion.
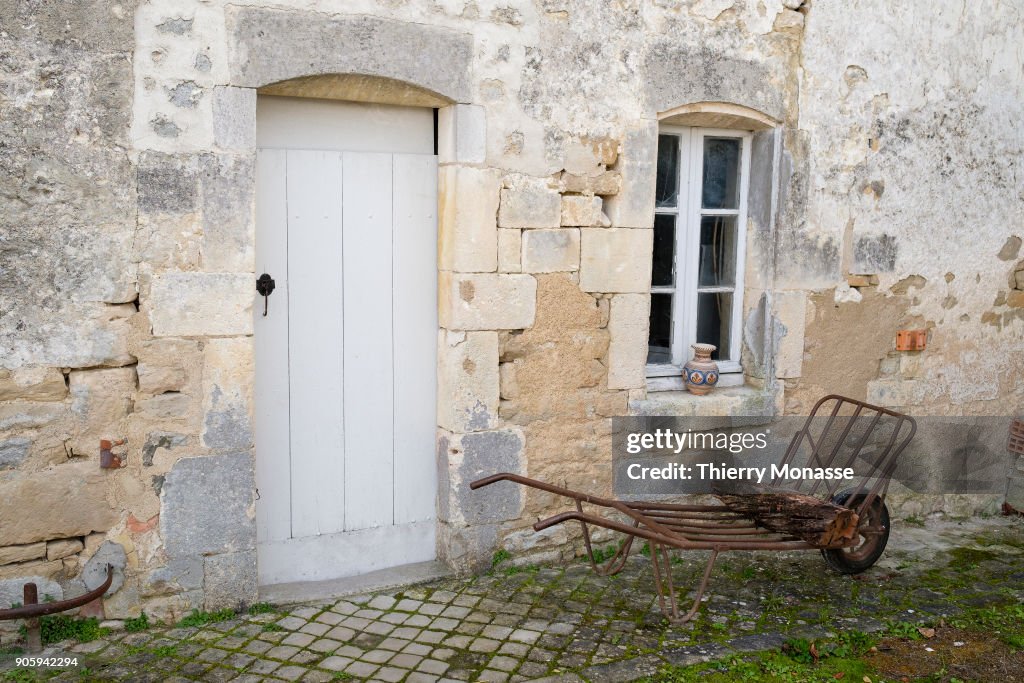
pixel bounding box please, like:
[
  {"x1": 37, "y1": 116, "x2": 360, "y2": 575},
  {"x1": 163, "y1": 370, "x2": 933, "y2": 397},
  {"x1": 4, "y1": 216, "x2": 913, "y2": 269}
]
[{"x1": 680, "y1": 128, "x2": 702, "y2": 364}]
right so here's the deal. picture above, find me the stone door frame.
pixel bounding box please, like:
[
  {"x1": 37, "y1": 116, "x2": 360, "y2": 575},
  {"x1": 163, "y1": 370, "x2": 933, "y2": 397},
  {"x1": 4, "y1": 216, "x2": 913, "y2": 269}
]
[{"x1": 212, "y1": 7, "x2": 483, "y2": 577}]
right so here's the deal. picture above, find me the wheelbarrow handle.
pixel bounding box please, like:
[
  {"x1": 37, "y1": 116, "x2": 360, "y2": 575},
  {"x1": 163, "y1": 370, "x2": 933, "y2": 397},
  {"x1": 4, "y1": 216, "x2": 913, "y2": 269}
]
[{"x1": 469, "y1": 472, "x2": 517, "y2": 490}]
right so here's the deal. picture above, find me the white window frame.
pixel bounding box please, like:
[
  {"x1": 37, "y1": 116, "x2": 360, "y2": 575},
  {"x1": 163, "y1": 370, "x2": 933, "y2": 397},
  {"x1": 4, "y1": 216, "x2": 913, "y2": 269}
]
[{"x1": 647, "y1": 126, "x2": 752, "y2": 380}]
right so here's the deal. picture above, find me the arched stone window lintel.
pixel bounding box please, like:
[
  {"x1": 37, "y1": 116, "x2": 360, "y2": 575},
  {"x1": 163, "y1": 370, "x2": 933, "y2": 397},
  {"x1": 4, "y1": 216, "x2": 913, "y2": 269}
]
[{"x1": 658, "y1": 102, "x2": 778, "y2": 131}]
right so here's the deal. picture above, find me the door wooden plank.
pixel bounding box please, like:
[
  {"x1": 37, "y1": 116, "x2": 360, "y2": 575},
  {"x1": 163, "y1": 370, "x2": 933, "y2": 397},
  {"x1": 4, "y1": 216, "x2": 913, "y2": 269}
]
[
  {"x1": 287, "y1": 150, "x2": 347, "y2": 538},
  {"x1": 254, "y1": 149, "x2": 292, "y2": 544},
  {"x1": 343, "y1": 152, "x2": 396, "y2": 531},
  {"x1": 392, "y1": 154, "x2": 439, "y2": 526}
]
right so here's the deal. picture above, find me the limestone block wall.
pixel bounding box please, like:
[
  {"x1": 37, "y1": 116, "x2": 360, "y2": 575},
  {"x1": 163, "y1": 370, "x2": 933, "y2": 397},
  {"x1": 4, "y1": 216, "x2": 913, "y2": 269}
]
[
  {"x1": 1, "y1": 0, "x2": 1021, "y2": 621},
  {"x1": 790, "y1": 1, "x2": 1024, "y2": 512}
]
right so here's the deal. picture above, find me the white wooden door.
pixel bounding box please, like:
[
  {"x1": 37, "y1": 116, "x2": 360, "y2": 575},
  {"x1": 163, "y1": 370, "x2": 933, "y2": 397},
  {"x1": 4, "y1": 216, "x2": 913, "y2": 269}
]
[{"x1": 254, "y1": 96, "x2": 438, "y2": 586}]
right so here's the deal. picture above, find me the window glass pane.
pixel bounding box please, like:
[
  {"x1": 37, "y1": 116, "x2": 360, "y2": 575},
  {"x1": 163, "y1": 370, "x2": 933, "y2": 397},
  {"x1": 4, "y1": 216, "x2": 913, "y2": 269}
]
[
  {"x1": 701, "y1": 137, "x2": 740, "y2": 209},
  {"x1": 655, "y1": 135, "x2": 679, "y2": 207},
  {"x1": 698, "y1": 215, "x2": 737, "y2": 287},
  {"x1": 648, "y1": 293, "x2": 673, "y2": 364},
  {"x1": 696, "y1": 291, "x2": 732, "y2": 361},
  {"x1": 652, "y1": 214, "x2": 676, "y2": 287}
]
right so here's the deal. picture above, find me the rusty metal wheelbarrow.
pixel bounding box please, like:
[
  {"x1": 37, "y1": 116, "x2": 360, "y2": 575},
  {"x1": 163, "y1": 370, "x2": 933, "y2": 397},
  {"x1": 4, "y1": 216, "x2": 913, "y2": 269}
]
[{"x1": 472, "y1": 395, "x2": 916, "y2": 623}]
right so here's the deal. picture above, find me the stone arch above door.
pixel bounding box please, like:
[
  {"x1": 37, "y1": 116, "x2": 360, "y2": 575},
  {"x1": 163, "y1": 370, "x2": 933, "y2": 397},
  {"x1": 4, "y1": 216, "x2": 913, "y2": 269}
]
[{"x1": 226, "y1": 7, "x2": 473, "y2": 104}]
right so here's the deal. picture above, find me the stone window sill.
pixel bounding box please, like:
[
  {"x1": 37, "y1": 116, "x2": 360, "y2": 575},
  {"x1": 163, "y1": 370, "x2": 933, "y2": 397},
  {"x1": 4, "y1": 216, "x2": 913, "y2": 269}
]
[{"x1": 629, "y1": 384, "x2": 775, "y2": 418}]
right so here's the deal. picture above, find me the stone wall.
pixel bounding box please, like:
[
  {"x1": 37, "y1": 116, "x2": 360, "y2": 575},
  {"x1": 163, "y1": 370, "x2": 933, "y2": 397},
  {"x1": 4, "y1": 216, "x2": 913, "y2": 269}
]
[
  {"x1": 791, "y1": 0, "x2": 1024, "y2": 511},
  {"x1": 0, "y1": 0, "x2": 1020, "y2": 622}
]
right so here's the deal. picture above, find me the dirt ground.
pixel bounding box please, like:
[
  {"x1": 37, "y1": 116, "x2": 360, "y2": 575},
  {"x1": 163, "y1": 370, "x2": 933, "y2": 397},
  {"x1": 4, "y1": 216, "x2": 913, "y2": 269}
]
[{"x1": 869, "y1": 626, "x2": 1024, "y2": 682}]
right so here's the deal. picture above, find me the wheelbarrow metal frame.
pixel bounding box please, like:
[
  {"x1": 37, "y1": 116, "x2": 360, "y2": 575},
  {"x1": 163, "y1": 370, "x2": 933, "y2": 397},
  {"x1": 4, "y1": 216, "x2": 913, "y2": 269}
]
[{"x1": 471, "y1": 395, "x2": 917, "y2": 623}]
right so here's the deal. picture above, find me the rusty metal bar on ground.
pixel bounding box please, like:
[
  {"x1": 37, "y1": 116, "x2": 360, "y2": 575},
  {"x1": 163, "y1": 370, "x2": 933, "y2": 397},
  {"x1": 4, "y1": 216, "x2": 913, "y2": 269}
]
[
  {"x1": 0, "y1": 565, "x2": 113, "y2": 653},
  {"x1": 472, "y1": 395, "x2": 916, "y2": 624}
]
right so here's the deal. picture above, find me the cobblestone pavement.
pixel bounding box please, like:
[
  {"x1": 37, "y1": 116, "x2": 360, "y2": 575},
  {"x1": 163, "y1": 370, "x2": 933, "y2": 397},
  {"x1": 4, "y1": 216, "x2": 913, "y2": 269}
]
[{"x1": 3, "y1": 517, "x2": 1022, "y2": 682}]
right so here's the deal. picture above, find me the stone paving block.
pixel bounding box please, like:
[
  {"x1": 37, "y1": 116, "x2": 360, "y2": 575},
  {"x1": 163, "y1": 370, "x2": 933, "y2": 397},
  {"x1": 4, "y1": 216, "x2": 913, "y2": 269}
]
[
  {"x1": 518, "y1": 661, "x2": 549, "y2": 677},
  {"x1": 379, "y1": 636, "x2": 412, "y2": 651},
  {"x1": 403, "y1": 642, "x2": 433, "y2": 656},
  {"x1": 244, "y1": 639, "x2": 273, "y2": 655},
  {"x1": 301, "y1": 671, "x2": 335, "y2": 683},
  {"x1": 418, "y1": 658, "x2": 451, "y2": 675},
  {"x1": 509, "y1": 629, "x2": 541, "y2": 644},
  {"x1": 396, "y1": 598, "x2": 424, "y2": 611},
  {"x1": 470, "y1": 637, "x2": 501, "y2": 653},
  {"x1": 283, "y1": 632, "x2": 316, "y2": 647},
  {"x1": 489, "y1": 610, "x2": 516, "y2": 626},
  {"x1": 456, "y1": 621, "x2": 485, "y2": 635},
  {"x1": 356, "y1": 608, "x2": 385, "y2": 619},
  {"x1": 326, "y1": 626, "x2": 355, "y2": 642},
  {"x1": 381, "y1": 611, "x2": 409, "y2": 624},
  {"x1": 248, "y1": 659, "x2": 281, "y2": 674},
  {"x1": 392, "y1": 626, "x2": 422, "y2": 640},
  {"x1": 308, "y1": 637, "x2": 342, "y2": 653},
  {"x1": 406, "y1": 673, "x2": 441, "y2": 683},
  {"x1": 417, "y1": 630, "x2": 446, "y2": 644},
  {"x1": 224, "y1": 651, "x2": 255, "y2": 668},
  {"x1": 453, "y1": 594, "x2": 481, "y2": 608},
  {"x1": 259, "y1": 630, "x2": 287, "y2": 643},
  {"x1": 276, "y1": 616, "x2": 307, "y2": 631},
  {"x1": 292, "y1": 607, "x2": 320, "y2": 619},
  {"x1": 331, "y1": 601, "x2": 358, "y2": 614},
  {"x1": 488, "y1": 655, "x2": 519, "y2": 672},
  {"x1": 336, "y1": 644, "x2": 364, "y2": 658},
  {"x1": 430, "y1": 590, "x2": 458, "y2": 603},
  {"x1": 443, "y1": 634, "x2": 472, "y2": 649},
  {"x1": 441, "y1": 605, "x2": 471, "y2": 619},
  {"x1": 389, "y1": 652, "x2": 424, "y2": 669},
  {"x1": 341, "y1": 616, "x2": 372, "y2": 630},
  {"x1": 419, "y1": 602, "x2": 445, "y2": 616},
  {"x1": 477, "y1": 670, "x2": 510, "y2": 682},
  {"x1": 365, "y1": 620, "x2": 396, "y2": 636},
  {"x1": 466, "y1": 611, "x2": 492, "y2": 623},
  {"x1": 266, "y1": 645, "x2": 300, "y2": 660},
  {"x1": 368, "y1": 595, "x2": 397, "y2": 610},
  {"x1": 204, "y1": 667, "x2": 239, "y2": 682},
  {"x1": 431, "y1": 616, "x2": 460, "y2": 631},
  {"x1": 482, "y1": 624, "x2": 513, "y2": 640},
  {"x1": 498, "y1": 642, "x2": 529, "y2": 657},
  {"x1": 198, "y1": 647, "x2": 230, "y2": 662},
  {"x1": 362, "y1": 649, "x2": 395, "y2": 664},
  {"x1": 547, "y1": 622, "x2": 575, "y2": 635},
  {"x1": 376, "y1": 667, "x2": 408, "y2": 682},
  {"x1": 319, "y1": 655, "x2": 353, "y2": 671},
  {"x1": 300, "y1": 622, "x2": 331, "y2": 636},
  {"x1": 406, "y1": 614, "x2": 433, "y2": 627},
  {"x1": 194, "y1": 630, "x2": 222, "y2": 642},
  {"x1": 275, "y1": 664, "x2": 308, "y2": 680},
  {"x1": 346, "y1": 660, "x2": 380, "y2": 677},
  {"x1": 316, "y1": 611, "x2": 345, "y2": 625},
  {"x1": 432, "y1": 647, "x2": 456, "y2": 661},
  {"x1": 220, "y1": 634, "x2": 249, "y2": 651}
]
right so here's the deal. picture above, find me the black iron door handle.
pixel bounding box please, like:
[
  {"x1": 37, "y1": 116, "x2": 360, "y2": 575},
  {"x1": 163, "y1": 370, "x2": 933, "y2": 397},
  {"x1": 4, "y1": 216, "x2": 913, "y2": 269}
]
[{"x1": 256, "y1": 273, "x2": 276, "y2": 316}]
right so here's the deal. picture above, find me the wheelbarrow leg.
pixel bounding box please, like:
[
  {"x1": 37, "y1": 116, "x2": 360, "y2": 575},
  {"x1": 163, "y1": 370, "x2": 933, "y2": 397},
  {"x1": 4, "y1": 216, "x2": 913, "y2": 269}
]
[
  {"x1": 576, "y1": 500, "x2": 636, "y2": 576},
  {"x1": 650, "y1": 546, "x2": 720, "y2": 624}
]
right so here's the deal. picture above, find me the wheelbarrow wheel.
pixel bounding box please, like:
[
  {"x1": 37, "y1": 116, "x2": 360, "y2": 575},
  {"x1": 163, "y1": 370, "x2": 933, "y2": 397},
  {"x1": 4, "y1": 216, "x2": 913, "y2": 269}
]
[{"x1": 821, "y1": 491, "x2": 890, "y2": 574}]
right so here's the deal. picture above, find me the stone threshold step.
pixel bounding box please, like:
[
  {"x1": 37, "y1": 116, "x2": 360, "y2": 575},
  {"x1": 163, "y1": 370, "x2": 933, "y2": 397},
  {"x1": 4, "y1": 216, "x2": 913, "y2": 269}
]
[{"x1": 258, "y1": 560, "x2": 453, "y2": 607}]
